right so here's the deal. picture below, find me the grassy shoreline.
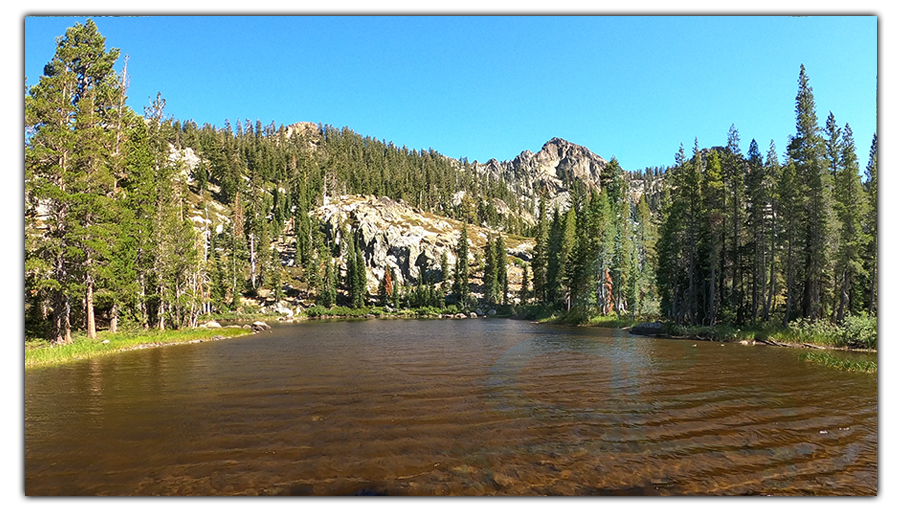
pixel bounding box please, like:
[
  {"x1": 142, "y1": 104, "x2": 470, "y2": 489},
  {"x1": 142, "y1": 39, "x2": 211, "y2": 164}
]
[
  {"x1": 797, "y1": 351, "x2": 877, "y2": 373},
  {"x1": 25, "y1": 326, "x2": 253, "y2": 369},
  {"x1": 527, "y1": 307, "x2": 876, "y2": 352},
  {"x1": 646, "y1": 321, "x2": 876, "y2": 352}
]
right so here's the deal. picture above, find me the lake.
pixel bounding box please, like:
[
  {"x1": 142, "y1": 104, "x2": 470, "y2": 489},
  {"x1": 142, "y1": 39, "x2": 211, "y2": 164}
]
[{"x1": 24, "y1": 318, "x2": 877, "y2": 495}]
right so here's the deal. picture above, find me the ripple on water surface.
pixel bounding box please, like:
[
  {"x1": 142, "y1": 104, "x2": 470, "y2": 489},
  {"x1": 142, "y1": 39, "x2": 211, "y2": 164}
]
[{"x1": 25, "y1": 319, "x2": 877, "y2": 495}]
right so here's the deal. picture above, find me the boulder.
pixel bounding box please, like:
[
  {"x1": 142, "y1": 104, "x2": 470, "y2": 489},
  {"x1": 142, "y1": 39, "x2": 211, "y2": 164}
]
[
  {"x1": 206, "y1": 321, "x2": 222, "y2": 328},
  {"x1": 251, "y1": 321, "x2": 271, "y2": 332}
]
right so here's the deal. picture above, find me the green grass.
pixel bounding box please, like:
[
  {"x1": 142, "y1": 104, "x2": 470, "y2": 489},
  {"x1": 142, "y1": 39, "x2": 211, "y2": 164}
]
[
  {"x1": 798, "y1": 352, "x2": 877, "y2": 373},
  {"x1": 25, "y1": 327, "x2": 252, "y2": 368},
  {"x1": 302, "y1": 304, "x2": 469, "y2": 319},
  {"x1": 522, "y1": 306, "x2": 643, "y2": 328},
  {"x1": 663, "y1": 314, "x2": 877, "y2": 350}
]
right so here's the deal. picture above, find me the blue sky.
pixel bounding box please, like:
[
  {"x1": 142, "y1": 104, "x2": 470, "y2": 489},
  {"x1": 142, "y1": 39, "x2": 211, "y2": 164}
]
[{"x1": 25, "y1": 15, "x2": 876, "y2": 171}]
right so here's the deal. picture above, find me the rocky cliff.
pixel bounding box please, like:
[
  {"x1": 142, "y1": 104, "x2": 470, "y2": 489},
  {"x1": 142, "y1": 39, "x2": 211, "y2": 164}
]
[{"x1": 313, "y1": 195, "x2": 532, "y2": 290}]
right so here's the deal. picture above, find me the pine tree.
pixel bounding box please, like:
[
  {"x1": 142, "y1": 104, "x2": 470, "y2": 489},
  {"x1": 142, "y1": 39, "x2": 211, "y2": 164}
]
[
  {"x1": 354, "y1": 235, "x2": 367, "y2": 308},
  {"x1": 483, "y1": 234, "x2": 497, "y2": 304},
  {"x1": 25, "y1": 19, "x2": 123, "y2": 343},
  {"x1": 779, "y1": 160, "x2": 802, "y2": 326},
  {"x1": 608, "y1": 159, "x2": 631, "y2": 316},
  {"x1": 496, "y1": 232, "x2": 508, "y2": 305},
  {"x1": 833, "y1": 123, "x2": 867, "y2": 321},
  {"x1": 634, "y1": 194, "x2": 657, "y2": 316},
  {"x1": 321, "y1": 257, "x2": 336, "y2": 308},
  {"x1": 595, "y1": 188, "x2": 616, "y2": 315},
  {"x1": 745, "y1": 139, "x2": 767, "y2": 323},
  {"x1": 452, "y1": 224, "x2": 470, "y2": 306},
  {"x1": 546, "y1": 208, "x2": 563, "y2": 306},
  {"x1": 788, "y1": 64, "x2": 828, "y2": 320},
  {"x1": 722, "y1": 125, "x2": 745, "y2": 321},
  {"x1": 762, "y1": 141, "x2": 781, "y2": 321},
  {"x1": 863, "y1": 133, "x2": 877, "y2": 315},
  {"x1": 440, "y1": 250, "x2": 450, "y2": 296},
  {"x1": 519, "y1": 262, "x2": 530, "y2": 304},
  {"x1": 531, "y1": 197, "x2": 549, "y2": 304},
  {"x1": 701, "y1": 150, "x2": 725, "y2": 325}
]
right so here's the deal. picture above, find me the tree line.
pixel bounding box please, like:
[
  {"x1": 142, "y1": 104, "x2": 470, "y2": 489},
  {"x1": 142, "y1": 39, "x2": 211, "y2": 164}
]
[
  {"x1": 526, "y1": 159, "x2": 658, "y2": 318},
  {"x1": 655, "y1": 64, "x2": 877, "y2": 328},
  {"x1": 24, "y1": 20, "x2": 537, "y2": 342},
  {"x1": 25, "y1": 21, "x2": 876, "y2": 345}
]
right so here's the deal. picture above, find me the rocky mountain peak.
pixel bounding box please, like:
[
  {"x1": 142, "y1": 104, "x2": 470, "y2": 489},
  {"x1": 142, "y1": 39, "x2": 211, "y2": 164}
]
[{"x1": 474, "y1": 137, "x2": 613, "y2": 215}]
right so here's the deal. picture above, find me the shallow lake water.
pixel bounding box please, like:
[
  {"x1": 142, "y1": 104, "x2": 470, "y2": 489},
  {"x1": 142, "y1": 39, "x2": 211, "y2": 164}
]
[{"x1": 24, "y1": 318, "x2": 877, "y2": 495}]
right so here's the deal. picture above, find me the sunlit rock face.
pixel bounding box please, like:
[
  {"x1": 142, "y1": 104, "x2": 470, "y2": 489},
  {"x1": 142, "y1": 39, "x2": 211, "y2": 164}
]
[
  {"x1": 473, "y1": 137, "x2": 611, "y2": 214},
  {"x1": 313, "y1": 195, "x2": 481, "y2": 289}
]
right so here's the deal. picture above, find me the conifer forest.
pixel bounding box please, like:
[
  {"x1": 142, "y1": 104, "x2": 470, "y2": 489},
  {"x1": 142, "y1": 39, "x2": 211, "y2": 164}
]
[{"x1": 25, "y1": 20, "x2": 877, "y2": 346}]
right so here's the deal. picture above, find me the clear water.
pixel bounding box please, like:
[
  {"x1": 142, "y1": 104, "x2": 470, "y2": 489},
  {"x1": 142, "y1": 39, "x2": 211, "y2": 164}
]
[{"x1": 24, "y1": 319, "x2": 877, "y2": 495}]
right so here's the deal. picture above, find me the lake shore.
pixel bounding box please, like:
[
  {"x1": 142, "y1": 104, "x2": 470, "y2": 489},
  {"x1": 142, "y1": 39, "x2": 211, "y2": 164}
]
[
  {"x1": 25, "y1": 326, "x2": 253, "y2": 369},
  {"x1": 628, "y1": 321, "x2": 877, "y2": 353}
]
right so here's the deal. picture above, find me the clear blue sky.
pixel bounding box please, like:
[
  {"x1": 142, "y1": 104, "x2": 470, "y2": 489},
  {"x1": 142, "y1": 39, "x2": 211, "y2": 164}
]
[{"x1": 25, "y1": 15, "x2": 876, "y2": 171}]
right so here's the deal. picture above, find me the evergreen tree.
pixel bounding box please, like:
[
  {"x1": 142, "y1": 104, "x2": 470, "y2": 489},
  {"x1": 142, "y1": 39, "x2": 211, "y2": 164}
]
[
  {"x1": 701, "y1": 150, "x2": 725, "y2": 325},
  {"x1": 745, "y1": 139, "x2": 767, "y2": 323},
  {"x1": 608, "y1": 159, "x2": 632, "y2": 316},
  {"x1": 762, "y1": 141, "x2": 781, "y2": 321},
  {"x1": 788, "y1": 64, "x2": 829, "y2": 320},
  {"x1": 391, "y1": 268, "x2": 401, "y2": 310},
  {"x1": 452, "y1": 224, "x2": 470, "y2": 306},
  {"x1": 779, "y1": 160, "x2": 802, "y2": 326},
  {"x1": 496, "y1": 232, "x2": 508, "y2": 305},
  {"x1": 440, "y1": 250, "x2": 450, "y2": 296},
  {"x1": 483, "y1": 234, "x2": 497, "y2": 304},
  {"x1": 531, "y1": 197, "x2": 549, "y2": 304},
  {"x1": 833, "y1": 123, "x2": 867, "y2": 320},
  {"x1": 354, "y1": 234, "x2": 367, "y2": 308},
  {"x1": 722, "y1": 125, "x2": 745, "y2": 321},
  {"x1": 519, "y1": 262, "x2": 530, "y2": 304},
  {"x1": 863, "y1": 133, "x2": 877, "y2": 315},
  {"x1": 546, "y1": 208, "x2": 563, "y2": 306},
  {"x1": 25, "y1": 19, "x2": 123, "y2": 342},
  {"x1": 634, "y1": 194, "x2": 657, "y2": 316},
  {"x1": 321, "y1": 257, "x2": 336, "y2": 308}
]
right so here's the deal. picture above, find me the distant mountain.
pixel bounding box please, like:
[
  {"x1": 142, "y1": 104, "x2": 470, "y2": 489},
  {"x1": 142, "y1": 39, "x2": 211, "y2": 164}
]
[{"x1": 472, "y1": 137, "x2": 612, "y2": 214}]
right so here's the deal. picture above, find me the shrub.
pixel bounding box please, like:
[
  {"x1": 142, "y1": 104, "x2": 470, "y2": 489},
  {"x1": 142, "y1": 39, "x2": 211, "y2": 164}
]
[{"x1": 841, "y1": 314, "x2": 877, "y2": 349}]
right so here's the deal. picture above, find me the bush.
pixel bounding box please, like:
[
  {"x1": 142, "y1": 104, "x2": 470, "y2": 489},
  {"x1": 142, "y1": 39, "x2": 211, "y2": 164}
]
[
  {"x1": 778, "y1": 318, "x2": 844, "y2": 347},
  {"x1": 841, "y1": 314, "x2": 877, "y2": 349}
]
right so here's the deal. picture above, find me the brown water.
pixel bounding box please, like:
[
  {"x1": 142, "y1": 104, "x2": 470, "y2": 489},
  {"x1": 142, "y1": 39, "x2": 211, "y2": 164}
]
[{"x1": 24, "y1": 319, "x2": 877, "y2": 495}]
